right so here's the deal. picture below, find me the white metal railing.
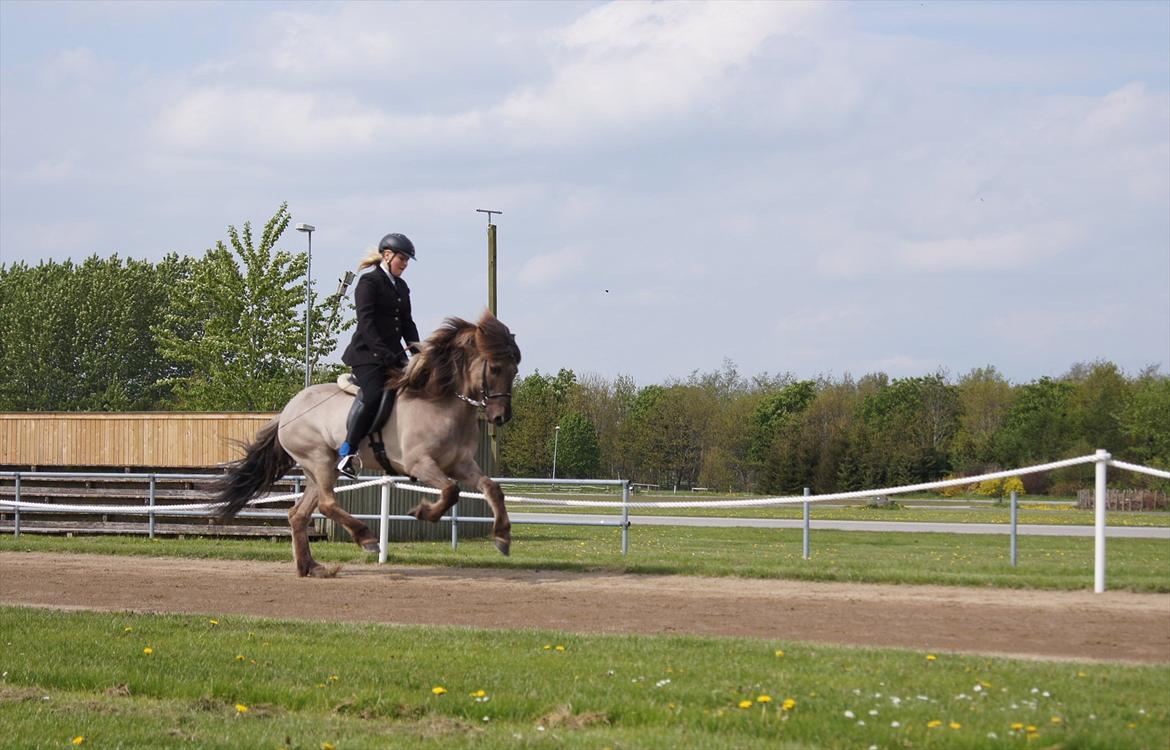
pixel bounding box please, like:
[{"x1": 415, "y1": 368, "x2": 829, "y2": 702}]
[{"x1": 2, "y1": 451, "x2": 1167, "y2": 593}]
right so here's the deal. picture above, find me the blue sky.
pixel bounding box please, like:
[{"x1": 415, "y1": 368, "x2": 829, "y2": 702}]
[{"x1": 2, "y1": 0, "x2": 1167, "y2": 386}]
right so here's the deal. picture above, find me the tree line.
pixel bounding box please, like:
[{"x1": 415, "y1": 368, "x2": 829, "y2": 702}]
[
  {"x1": 2, "y1": 204, "x2": 1165, "y2": 493},
  {"x1": 0, "y1": 204, "x2": 347, "y2": 412},
  {"x1": 498, "y1": 362, "x2": 1169, "y2": 495}
]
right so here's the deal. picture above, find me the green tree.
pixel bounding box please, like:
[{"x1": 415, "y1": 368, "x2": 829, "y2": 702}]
[
  {"x1": 993, "y1": 376, "x2": 1074, "y2": 468},
  {"x1": 1120, "y1": 369, "x2": 1170, "y2": 481},
  {"x1": 952, "y1": 366, "x2": 1014, "y2": 472},
  {"x1": 550, "y1": 412, "x2": 601, "y2": 479},
  {"x1": 500, "y1": 371, "x2": 559, "y2": 476},
  {"x1": 152, "y1": 203, "x2": 341, "y2": 411},
  {"x1": 0, "y1": 255, "x2": 189, "y2": 410}
]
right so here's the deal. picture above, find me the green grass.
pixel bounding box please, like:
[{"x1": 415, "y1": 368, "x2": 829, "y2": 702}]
[
  {"x1": 3, "y1": 525, "x2": 1169, "y2": 592},
  {"x1": 1, "y1": 606, "x2": 1166, "y2": 749}
]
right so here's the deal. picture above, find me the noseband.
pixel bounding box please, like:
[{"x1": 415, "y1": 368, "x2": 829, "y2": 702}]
[{"x1": 457, "y1": 360, "x2": 512, "y2": 409}]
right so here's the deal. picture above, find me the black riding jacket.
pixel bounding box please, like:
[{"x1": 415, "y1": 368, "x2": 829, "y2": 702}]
[{"x1": 341, "y1": 267, "x2": 420, "y2": 369}]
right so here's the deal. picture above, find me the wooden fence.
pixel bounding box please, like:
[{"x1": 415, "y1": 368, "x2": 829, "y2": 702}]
[
  {"x1": 0, "y1": 411, "x2": 498, "y2": 543},
  {"x1": 1076, "y1": 488, "x2": 1168, "y2": 511},
  {"x1": 0, "y1": 412, "x2": 277, "y2": 469}
]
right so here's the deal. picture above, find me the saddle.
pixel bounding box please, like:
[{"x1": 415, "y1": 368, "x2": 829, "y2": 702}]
[{"x1": 337, "y1": 374, "x2": 397, "y2": 474}]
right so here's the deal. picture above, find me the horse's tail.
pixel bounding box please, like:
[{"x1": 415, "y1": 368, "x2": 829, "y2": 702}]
[{"x1": 213, "y1": 419, "x2": 293, "y2": 520}]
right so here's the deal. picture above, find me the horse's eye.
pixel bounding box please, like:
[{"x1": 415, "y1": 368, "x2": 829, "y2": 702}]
[{"x1": 490, "y1": 365, "x2": 502, "y2": 376}]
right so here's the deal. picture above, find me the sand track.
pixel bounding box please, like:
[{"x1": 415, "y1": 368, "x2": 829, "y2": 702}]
[{"x1": 2, "y1": 552, "x2": 1167, "y2": 663}]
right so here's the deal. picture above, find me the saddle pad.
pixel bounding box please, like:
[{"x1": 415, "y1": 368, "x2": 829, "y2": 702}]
[{"x1": 336, "y1": 374, "x2": 360, "y2": 395}]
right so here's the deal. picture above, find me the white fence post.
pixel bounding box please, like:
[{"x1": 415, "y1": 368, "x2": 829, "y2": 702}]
[
  {"x1": 1094, "y1": 449, "x2": 1110, "y2": 593},
  {"x1": 378, "y1": 479, "x2": 391, "y2": 564}
]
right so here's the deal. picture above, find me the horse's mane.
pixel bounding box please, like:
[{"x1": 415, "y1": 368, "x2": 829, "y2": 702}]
[{"x1": 391, "y1": 311, "x2": 520, "y2": 400}]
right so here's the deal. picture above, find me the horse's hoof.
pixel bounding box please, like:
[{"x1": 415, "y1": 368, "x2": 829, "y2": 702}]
[
  {"x1": 361, "y1": 542, "x2": 380, "y2": 553},
  {"x1": 494, "y1": 538, "x2": 511, "y2": 557},
  {"x1": 309, "y1": 564, "x2": 341, "y2": 578},
  {"x1": 407, "y1": 504, "x2": 424, "y2": 520}
]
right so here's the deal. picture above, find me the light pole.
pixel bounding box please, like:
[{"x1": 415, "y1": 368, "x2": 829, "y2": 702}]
[
  {"x1": 295, "y1": 223, "x2": 315, "y2": 388},
  {"x1": 552, "y1": 425, "x2": 560, "y2": 480}
]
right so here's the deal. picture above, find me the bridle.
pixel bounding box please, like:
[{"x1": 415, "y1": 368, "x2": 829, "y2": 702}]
[{"x1": 457, "y1": 359, "x2": 513, "y2": 409}]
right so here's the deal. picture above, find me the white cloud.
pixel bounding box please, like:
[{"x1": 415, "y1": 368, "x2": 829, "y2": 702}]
[{"x1": 516, "y1": 246, "x2": 587, "y2": 286}]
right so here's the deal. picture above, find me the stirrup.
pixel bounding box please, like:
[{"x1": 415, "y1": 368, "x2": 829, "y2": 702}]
[{"x1": 336, "y1": 453, "x2": 361, "y2": 480}]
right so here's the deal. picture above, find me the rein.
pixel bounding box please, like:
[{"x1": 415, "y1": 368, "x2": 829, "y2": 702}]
[{"x1": 458, "y1": 360, "x2": 512, "y2": 409}]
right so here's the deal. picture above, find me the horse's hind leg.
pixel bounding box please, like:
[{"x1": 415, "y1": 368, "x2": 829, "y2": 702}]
[
  {"x1": 403, "y1": 456, "x2": 460, "y2": 522},
  {"x1": 288, "y1": 484, "x2": 334, "y2": 578}
]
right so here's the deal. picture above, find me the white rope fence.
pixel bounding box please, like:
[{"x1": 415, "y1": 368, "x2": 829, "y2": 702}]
[{"x1": 2, "y1": 451, "x2": 1166, "y2": 592}]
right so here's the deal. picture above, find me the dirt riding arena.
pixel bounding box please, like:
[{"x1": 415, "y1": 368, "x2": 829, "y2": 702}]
[{"x1": 2, "y1": 552, "x2": 1168, "y2": 664}]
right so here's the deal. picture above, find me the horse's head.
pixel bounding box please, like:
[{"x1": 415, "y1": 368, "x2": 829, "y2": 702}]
[{"x1": 474, "y1": 311, "x2": 521, "y2": 426}]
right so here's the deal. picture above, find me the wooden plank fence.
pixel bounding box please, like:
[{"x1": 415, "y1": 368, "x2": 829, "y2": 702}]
[
  {"x1": 1076, "y1": 488, "x2": 1168, "y2": 511},
  {"x1": 0, "y1": 412, "x2": 276, "y2": 468}
]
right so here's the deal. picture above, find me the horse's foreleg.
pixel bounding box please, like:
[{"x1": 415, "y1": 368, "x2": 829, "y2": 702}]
[
  {"x1": 404, "y1": 457, "x2": 459, "y2": 523},
  {"x1": 288, "y1": 485, "x2": 331, "y2": 577},
  {"x1": 451, "y1": 459, "x2": 510, "y2": 557}
]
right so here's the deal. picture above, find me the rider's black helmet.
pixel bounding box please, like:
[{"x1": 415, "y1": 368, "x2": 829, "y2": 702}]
[{"x1": 378, "y1": 233, "x2": 416, "y2": 260}]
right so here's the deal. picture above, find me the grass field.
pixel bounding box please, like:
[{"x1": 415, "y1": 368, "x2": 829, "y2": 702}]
[
  {"x1": 3, "y1": 524, "x2": 1168, "y2": 592},
  {"x1": 1, "y1": 606, "x2": 1167, "y2": 750}
]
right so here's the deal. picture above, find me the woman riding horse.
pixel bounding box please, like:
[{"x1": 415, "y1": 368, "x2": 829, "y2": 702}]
[{"x1": 337, "y1": 232, "x2": 421, "y2": 479}]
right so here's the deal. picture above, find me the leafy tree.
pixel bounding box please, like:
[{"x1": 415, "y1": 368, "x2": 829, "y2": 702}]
[
  {"x1": 1120, "y1": 369, "x2": 1170, "y2": 482},
  {"x1": 1064, "y1": 361, "x2": 1131, "y2": 455},
  {"x1": 550, "y1": 411, "x2": 601, "y2": 479},
  {"x1": 151, "y1": 203, "x2": 342, "y2": 411},
  {"x1": 0, "y1": 255, "x2": 189, "y2": 410},
  {"x1": 952, "y1": 366, "x2": 1014, "y2": 472},
  {"x1": 993, "y1": 376, "x2": 1074, "y2": 467},
  {"x1": 500, "y1": 371, "x2": 560, "y2": 476}
]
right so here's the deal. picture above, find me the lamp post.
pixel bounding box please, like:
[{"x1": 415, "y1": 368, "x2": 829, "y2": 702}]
[
  {"x1": 552, "y1": 425, "x2": 560, "y2": 480},
  {"x1": 295, "y1": 223, "x2": 315, "y2": 388}
]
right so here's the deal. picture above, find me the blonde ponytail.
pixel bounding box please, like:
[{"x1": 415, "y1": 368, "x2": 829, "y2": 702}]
[{"x1": 357, "y1": 247, "x2": 383, "y2": 271}]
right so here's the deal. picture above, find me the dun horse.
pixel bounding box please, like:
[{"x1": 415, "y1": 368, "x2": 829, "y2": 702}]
[{"x1": 214, "y1": 311, "x2": 521, "y2": 577}]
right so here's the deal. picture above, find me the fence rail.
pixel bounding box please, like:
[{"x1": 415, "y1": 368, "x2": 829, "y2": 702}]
[{"x1": 2, "y1": 450, "x2": 1167, "y2": 593}]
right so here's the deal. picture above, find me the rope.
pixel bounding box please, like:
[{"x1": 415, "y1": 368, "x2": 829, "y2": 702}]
[{"x1": 3, "y1": 453, "x2": 1165, "y2": 514}]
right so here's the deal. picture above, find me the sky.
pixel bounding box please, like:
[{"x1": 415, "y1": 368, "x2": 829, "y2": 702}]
[{"x1": 2, "y1": 0, "x2": 1168, "y2": 386}]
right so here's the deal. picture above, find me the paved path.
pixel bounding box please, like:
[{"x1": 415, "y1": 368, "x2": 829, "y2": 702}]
[{"x1": 510, "y1": 513, "x2": 1170, "y2": 538}]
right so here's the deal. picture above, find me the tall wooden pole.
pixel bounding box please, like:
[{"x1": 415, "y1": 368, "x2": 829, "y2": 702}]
[{"x1": 477, "y1": 209, "x2": 503, "y2": 469}]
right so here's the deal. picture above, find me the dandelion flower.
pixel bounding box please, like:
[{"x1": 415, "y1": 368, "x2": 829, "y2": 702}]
[
  {"x1": 782, "y1": 698, "x2": 796, "y2": 711},
  {"x1": 123, "y1": 627, "x2": 133, "y2": 633},
  {"x1": 738, "y1": 700, "x2": 753, "y2": 709},
  {"x1": 1026, "y1": 725, "x2": 1037, "y2": 733},
  {"x1": 470, "y1": 690, "x2": 487, "y2": 698},
  {"x1": 235, "y1": 655, "x2": 245, "y2": 661},
  {"x1": 927, "y1": 720, "x2": 943, "y2": 729},
  {"x1": 1050, "y1": 716, "x2": 1062, "y2": 725},
  {"x1": 774, "y1": 649, "x2": 785, "y2": 658},
  {"x1": 432, "y1": 686, "x2": 447, "y2": 696},
  {"x1": 950, "y1": 721, "x2": 961, "y2": 729},
  {"x1": 328, "y1": 674, "x2": 339, "y2": 683},
  {"x1": 208, "y1": 619, "x2": 219, "y2": 626},
  {"x1": 555, "y1": 645, "x2": 566, "y2": 652},
  {"x1": 142, "y1": 647, "x2": 153, "y2": 655},
  {"x1": 236, "y1": 703, "x2": 248, "y2": 713},
  {"x1": 757, "y1": 695, "x2": 772, "y2": 704},
  {"x1": 322, "y1": 744, "x2": 336, "y2": 750},
  {"x1": 1011, "y1": 722, "x2": 1024, "y2": 731},
  {"x1": 926, "y1": 654, "x2": 937, "y2": 662},
  {"x1": 71, "y1": 737, "x2": 84, "y2": 746},
  {"x1": 543, "y1": 645, "x2": 552, "y2": 651}
]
